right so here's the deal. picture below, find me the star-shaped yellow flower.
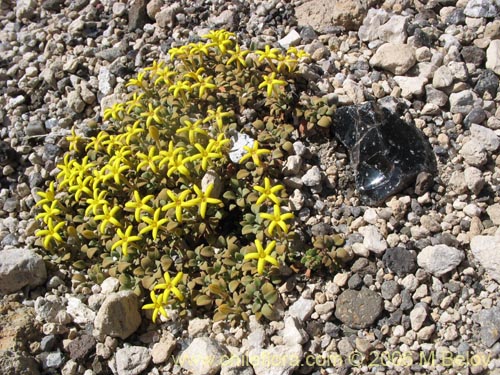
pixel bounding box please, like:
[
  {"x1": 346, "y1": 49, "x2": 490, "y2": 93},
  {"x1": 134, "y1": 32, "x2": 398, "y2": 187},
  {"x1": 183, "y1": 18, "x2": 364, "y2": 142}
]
[
  {"x1": 94, "y1": 204, "x2": 121, "y2": 233},
  {"x1": 153, "y1": 271, "x2": 184, "y2": 302},
  {"x1": 35, "y1": 200, "x2": 61, "y2": 224},
  {"x1": 111, "y1": 225, "x2": 142, "y2": 256},
  {"x1": 259, "y1": 205, "x2": 294, "y2": 235},
  {"x1": 258, "y1": 72, "x2": 287, "y2": 98},
  {"x1": 142, "y1": 290, "x2": 168, "y2": 323},
  {"x1": 162, "y1": 189, "x2": 198, "y2": 223},
  {"x1": 192, "y1": 184, "x2": 222, "y2": 219},
  {"x1": 36, "y1": 218, "x2": 65, "y2": 249},
  {"x1": 253, "y1": 177, "x2": 284, "y2": 205},
  {"x1": 125, "y1": 191, "x2": 155, "y2": 222},
  {"x1": 244, "y1": 239, "x2": 279, "y2": 274},
  {"x1": 140, "y1": 208, "x2": 168, "y2": 240},
  {"x1": 239, "y1": 141, "x2": 271, "y2": 167}
]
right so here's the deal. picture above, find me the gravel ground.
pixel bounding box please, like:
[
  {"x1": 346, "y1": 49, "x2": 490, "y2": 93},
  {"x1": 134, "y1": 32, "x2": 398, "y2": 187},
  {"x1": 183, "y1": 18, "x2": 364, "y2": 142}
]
[{"x1": 1, "y1": 0, "x2": 500, "y2": 374}]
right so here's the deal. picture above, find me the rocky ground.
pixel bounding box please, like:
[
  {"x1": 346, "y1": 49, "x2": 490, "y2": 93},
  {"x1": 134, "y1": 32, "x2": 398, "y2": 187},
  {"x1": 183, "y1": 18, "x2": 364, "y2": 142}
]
[{"x1": 0, "y1": 0, "x2": 500, "y2": 374}]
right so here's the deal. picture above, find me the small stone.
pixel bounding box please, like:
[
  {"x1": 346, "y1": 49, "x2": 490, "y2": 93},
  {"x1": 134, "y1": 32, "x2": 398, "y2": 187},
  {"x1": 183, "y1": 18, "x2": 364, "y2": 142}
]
[
  {"x1": 369, "y1": 43, "x2": 416, "y2": 75},
  {"x1": 487, "y1": 204, "x2": 500, "y2": 225},
  {"x1": 394, "y1": 76, "x2": 426, "y2": 98},
  {"x1": 39, "y1": 351, "x2": 64, "y2": 370},
  {"x1": 67, "y1": 334, "x2": 96, "y2": 361},
  {"x1": 67, "y1": 91, "x2": 85, "y2": 114},
  {"x1": 283, "y1": 155, "x2": 302, "y2": 176},
  {"x1": 335, "y1": 288, "x2": 383, "y2": 329},
  {"x1": 378, "y1": 15, "x2": 408, "y2": 44},
  {"x1": 208, "y1": 9, "x2": 235, "y2": 28},
  {"x1": 115, "y1": 346, "x2": 151, "y2": 375},
  {"x1": 301, "y1": 166, "x2": 321, "y2": 186},
  {"x1": 16, "y1": 0, "x2": 37, "y2": 19},
  {"x1": 448, "y1": 170, "x2": 468, "y2": 194},
  {"x1": 460, "y1": 139, "x2": 488, "y2": 167},
  {"x1": 358, "y1": 8, "x2": 389, "y2": 41},
  {"x1": 26, "y1": 121, "x2": 47, "y2": 136},
  {"x1": 282, "y1": 316, "x2": 308, "y2": 345},
  {"x1": 188, "y1": 318, "x2": 211, "y2": 337},
  {"x1": 475, "y1": 70, "x2": 499, "y2": 97},
  {"x1": 464, "y1": 167, "x2": 485, "y2": 195},
  {"x1": 112, "y1": 2, "x2": 127, "y2": 17},
  {"x1": 449, "y1": 90, "x2": 474, "y2": 114},
  {"x1": 382, "y1": 247, "x2": 417, "y2": 276},
  {"x1": 66, "y1": 297, "x2": 95, "y2": 326},
  {"x1": 471, "y1": 235, "x2": 500, "y2": 283},
  {"x1": 289, "y1": 297, "x2": 316, "y2": 322},
  {"x1": 432, "y1": 65, "x2": 454, "y2": 88},
  {"x1": 155, "y1": 4, "x2": 182, "y2": 29},
  {"x1": 249, "y1": 344, "x2": 303, "y2": 375},
  {"x1": 151, "y1": 333, "x2": 176, "y2": 364},
  {"x1": 470, "y1": 124, "x2": 499, "y2": 152},
  {"x1": 201, "y1": 170, "x2": 223, "y2": 198},
  {"x1": 463, "y1": 204, "x2": 482, "y2": 217},
  {"x1": 425, "y1": 85, "x2": 448, "y2": 107},
  {"x1": 461, "y1": 45, "x2": 485, "y2": 66},
  {"x1": 464, "y1": 0, "x2": 497, "y2": 18},
  {"x1": 128, "y1": 0, "x2": 150, "y2": 31},
  {"x1": 278, "y1": 30, "x2": 301, "y2": 49},
  {"x1": 0, "y1": 248, "x2": 46, "y2": 294},
  {"x1": 410, "y1": 303, "x2": 427, "y2": 331},
  {"x1": 93, "y1": 291, "x2": 141, "y2": 340},
  {"x1": 464, "y1": 108, "x2": 487, "y2": 127},
  {"x1": 179, "y1": 337, "x2": 228, "y2": 375},
  {"x1": 417, "y1": 245, "x2": 464, "y2": 277},
  {"x1": 359, "y1": 225, "x2": 387, "y2": 255},
  {"x1": 473, "y1": 305, "x2": 500, "y2": 347},
  {"x1": 98, "y1": 67, "x2": 115, "y2": 96},
  {"x1": 100, "y1": 277, "x2": 120, "y2": 294},
  {"x1": 381, "y1": 280, "x2": 400, "y2": 300}
]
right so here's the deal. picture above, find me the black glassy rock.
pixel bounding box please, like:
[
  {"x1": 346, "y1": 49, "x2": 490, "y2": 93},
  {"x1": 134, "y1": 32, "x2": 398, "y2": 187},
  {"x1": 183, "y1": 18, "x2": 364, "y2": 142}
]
[{"x1": 332, "y1": 102, "x2": 436, "y2": 205}]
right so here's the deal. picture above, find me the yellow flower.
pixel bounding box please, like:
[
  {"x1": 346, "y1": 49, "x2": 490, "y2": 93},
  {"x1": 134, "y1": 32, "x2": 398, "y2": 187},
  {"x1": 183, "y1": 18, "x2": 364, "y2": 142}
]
[
  {"x1": 85, "y1": 131, "x2": 109, "y2": 152},
  {"x1": 258, "y1": 72, "x2": 287, "y2": 98},
  {"x1": 36, "y1": 218, "x2": 65, "y2": 249},
  {"x1": 253, "y1": 177, "x2": 284, "y2": 205},
  {"x1": 68, "y1": 175, "x2": 93, "y2": 201},
  {"x1": 154, "y1": 271, "x2": 184, "y2": 302},
  {"x1": 155, "y1": 141, "x2": 185, "y2": 169},
  {"x1": 202, "y1": 29, "x2": 234, "y2": 54},
  {"x1": 101, "y1": 158, "x2": 128, "y2": 185},
  {"x1": 144, "y1": 59, "x2": 164, "y2": 77},
  {"x1": 203, "y1": 106, "x2": 231, "y2": 131},
  {"x1": 226, "y1": 44, "x2": 249, "y2": 69},
  {"x1": 84, "y1": 189, "x2": 107, "y2": 217},
  {"x1": 259, "y1": 205, "x2": 294, "y2": 235},
  {"x1": 140, "y1": 102, "x2": 164, "y2": 128},
  {"x1": 125, "y1": 191, "x2": 155, "y2": 222},
  {"x1": 66, "y1": 128, "x2": 82, "y2": 152},
  {"x1": 192, "y1": 183, "x2": 222, "y2": 219},
  {"x1": 142, "y1": 290, "x2": 168, "y2": 323},
  {"x1": 137, "y1": 146, "x2": 159, "y2": 173},
  {"x1": 162, "y1": 189, "x2": 197, "y2": 223},
  {"x1": 126, "y1": 71, "x2": 147, "y2": 89},
  {"x1": 111, "y1": 225, "x2": 142, "y2": 256},
  {"x1": 125, "y1": 92, "x2": 145, "y2": 114},
  {"x1": 154, "y1": 66, "x2": 177, "y2": 86},
  {"x1": 94, "y1": 204, "x2": 121, "y2": 233},
  {"x1": 207, "y1": 134, "x2": 230, "y2": 154},
  {"x1": 166, "y1": 153, "x2": 191, "y2": 178},
  {"x1": 188, "y1": 142, "x2": 222, "y2": 171},
  {"x1": 36, "y1": 181, "x2": 56, "y2": 207},
  {"x1": 168, "y1": 80, "x2": 192, "y2": 99},
  {"x1": 103, "y1": 103, "x2": 125, "y2": 121},
  {"x1": 176, "y1": 119, "x2": 207, "y2": 145},
  {"x1": 244, "y1": 239, "x2": 279, "y2": 274},
  {"x1": 140, "y1": 208, "x2": 168, "y2": 240},
  {"x1": 239, "y1": 141, "x2": 271, "y2": 167},
  {"x1": 192, "y1": 75, "x2": 216, "y2": 98},
  {"x1": 255, "y1": 45, "x2": 280, "y2": 63},
  {"x1": 35, "y1": 200, "x2": 61, "y2": 224}
]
